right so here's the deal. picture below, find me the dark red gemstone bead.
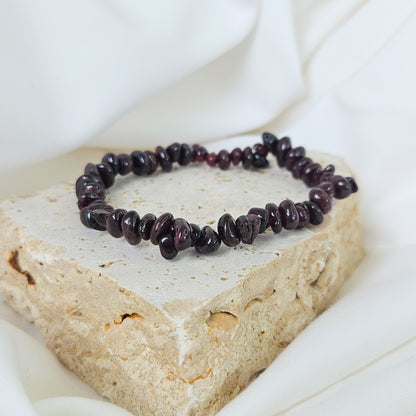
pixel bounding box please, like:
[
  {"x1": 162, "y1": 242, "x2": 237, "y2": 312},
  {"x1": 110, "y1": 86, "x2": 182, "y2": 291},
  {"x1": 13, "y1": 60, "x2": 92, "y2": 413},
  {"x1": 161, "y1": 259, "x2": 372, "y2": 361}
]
[
  {"x1": 295, "y1": 203, "x2": 310, "y2": 229},
  {"x1": 302, "y1": 201, "x2": 324, "y2": 225},
  {"x1": 242, "y1": 147, "x2": 253, "y2": 169},
  {"x1": 138, "y1": 213, "x2": 157, "y2": 240},
  {"x1": 76, "y1": 180, "x2": 105, "y2": 200},
  {"x1": 121, "y1": 210, "x2": 141, "y2": 245},
  {"x1": 323, "y1": 164, "x2": 335, "y2": 174},
  {"x1": 230, "y1": 148, "x2": 243, "y2": 165},
  {"x1": 102, "y1": 152, "x2": 119, "y2": 174},
  {"x1": 276, "y1": 136, "x2": 292, "y2": 167},
  {"x1": 302, "y1": 163, "x2": 322, "y2": 187},
  {"x1": 235, "y1": 215, "x2": 252, "y2": 244},
  {"x1": 150, "y1": 213, "x2": 174, "y2": 245},
  {"x1": 319, "y1": 172, "x2": 334, "y2": 184},
  {"x1": 117, "y1": 153, "x2": 134, "y2": 176},
  {"x1": 248, "y1": 207, "x2": 269, "y2": 233},
  {"x1": 195, "y1": 226, "x2": 221, "y2": 254},
  {"x1": 253, "y1": 143, "x2": 268, "y2": 156},
  {"x1": 84, "y1": 163, "x2": 100, "y2": 177},
  {"x1": 131, "y1": 151, "x2": 150, "y2": 176},
  {"x1": 285, "y1": 147, "x2": 306, "y2": 170},
  {"x1": 173, "y1": 218, "x2": 192, "y2": 251},
  {"x1": 247, "y1": 214, "x2": 261, "y2": 243},
  {"x1": 331, "y1": 175, "x2": 352, "y2": 199},
  {"x1": 178, "y1": 144, "x2": 193, "y2": 166},
  {"x1": 217, "y1": 150, "x2": 231, "y2": 170},
  {"x1": 292, "y1": 157, "x2": 313, "y2": 179},
  {"x1": 262, "y1": 132, "x2": 278, "y2": 152},
  {"x1": 192, "y1": 145, "x2": 208, "y2": 162},
  {"x1": 166, "y1": 142, "x2": 181, "y2": 163},
  {"x1": 205, "y1": 152, "x2": 217, "y2": 167},
  {"x1": 80, "y1": 204, "x2": 113, "y2": 231},
  {"x1": 144, "y1": 151, "x2": 158, "y2": 175},
  {"x1": 252, "y1": 153, "x2": 269, "y2": 169},
  {"x1": 106, "y1": 208, "x2": 127, "y2": 238},
  {"x1": 96, "y1": 163, "x2": 116, "y2": 188},
  {"x1": 159, "y1": 234, "x2": 178, "y2": 260},
  {"x1": 217, "y1": 213, "x2": 240, "y2": 247},
  {"x1": 345, "y1": 177, "x2": 358, "y2": 193},
  {"x1": 77, "y1": 193, "x2": 102, "y2": 209},
  {"x1": 279, "y1": 199, "x2": 299, "y2": 230},
  {"x1": 318, "y1": 181, "x2": 335, "y2": 197},
  {"x1": 265, "y1": 202, "x2": 282, "y2": 233},
  {"x1": 155, "y1": 146, "x2": 173, "y2": 172},
  {"x1": 309, "y1": 188, "x2": 332, "y2": 214},
  {"x1": 190, "y1": 223, "x2": 202, "y2": 247}
]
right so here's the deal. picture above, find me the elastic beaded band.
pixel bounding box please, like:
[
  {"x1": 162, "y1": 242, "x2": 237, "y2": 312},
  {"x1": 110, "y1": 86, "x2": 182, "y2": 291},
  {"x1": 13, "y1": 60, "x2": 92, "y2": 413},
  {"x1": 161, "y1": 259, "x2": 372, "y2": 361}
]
[{"x1": 75, "y1": 132, "x2": 358, "y2": 260}]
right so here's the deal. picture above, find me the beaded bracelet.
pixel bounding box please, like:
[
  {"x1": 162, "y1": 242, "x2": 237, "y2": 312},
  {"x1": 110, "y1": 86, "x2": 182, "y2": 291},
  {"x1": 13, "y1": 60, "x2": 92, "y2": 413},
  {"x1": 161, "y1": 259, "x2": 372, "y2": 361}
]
[{"x1": 75, "y1": 132, "x2": 358, "y2": 260}]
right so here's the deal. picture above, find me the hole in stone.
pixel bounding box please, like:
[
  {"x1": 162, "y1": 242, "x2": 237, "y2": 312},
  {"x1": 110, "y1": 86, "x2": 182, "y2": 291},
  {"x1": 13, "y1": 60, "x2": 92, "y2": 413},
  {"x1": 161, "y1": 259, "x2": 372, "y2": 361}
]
[
  {"x1": 206, "y1": 311, "x2": 239, "y2": 331},
  {"x1": 8, "y1": 249, "x2": 35, "y2": 285},
  {"x1": 113, "y1": 312, "x2": 144, "y2": 325}
]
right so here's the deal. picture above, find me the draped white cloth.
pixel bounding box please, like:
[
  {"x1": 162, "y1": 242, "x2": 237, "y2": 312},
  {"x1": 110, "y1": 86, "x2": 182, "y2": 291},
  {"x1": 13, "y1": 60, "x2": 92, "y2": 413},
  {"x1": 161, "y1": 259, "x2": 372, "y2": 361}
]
[{"x1": 1, "y1": 0, "x2": 416, "y2": 415}]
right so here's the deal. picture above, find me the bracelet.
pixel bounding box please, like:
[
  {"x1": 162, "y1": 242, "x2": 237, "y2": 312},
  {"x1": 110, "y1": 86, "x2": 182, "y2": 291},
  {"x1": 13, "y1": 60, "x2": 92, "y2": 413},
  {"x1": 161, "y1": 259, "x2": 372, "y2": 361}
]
[{"x1": 75, "y1": 132, "x2": 358, "y2": 260}]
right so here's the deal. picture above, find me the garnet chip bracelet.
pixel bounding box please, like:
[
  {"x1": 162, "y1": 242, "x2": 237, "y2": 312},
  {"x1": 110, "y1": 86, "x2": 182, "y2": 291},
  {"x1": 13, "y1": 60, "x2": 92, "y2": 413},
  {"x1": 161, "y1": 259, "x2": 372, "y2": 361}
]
[{"x1": 75, "y1": 132, "x2": 358, "y2": 260}]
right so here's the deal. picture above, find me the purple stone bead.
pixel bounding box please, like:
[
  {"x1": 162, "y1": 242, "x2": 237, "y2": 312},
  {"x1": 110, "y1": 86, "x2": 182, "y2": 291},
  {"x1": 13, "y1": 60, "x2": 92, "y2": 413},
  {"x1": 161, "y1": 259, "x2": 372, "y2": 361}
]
[
  {"x1": 173, "y1": 218, "x2": 192, "y2": 251},
  {"x1": 80, "y1": 204, "x2": 113, "y2": 231},
  {"x1": 323, "y1": 164, "x2": 335, "y2": 174},
  {"x1": 166, "y1": 142, "x2": 181, "y2": 163},
  {"x1": 295, "y1": 203, "x2": 310, "y2": 229},
  {"x1": 318, "y1": 181, "x2": 335, "y2": 198},
  {"x1": 331, "y1": 175, "x2": 352, "y2": 199},
  {"x1": 253, "y1": 143, "x2": 268, "y2": 156},
  {"x1": 285, "y1": 146, "x2": 305, "y2": 170},
  {"x1": 235, "y1": 215, "x2": 252, "y2": 244},
  {"x1": 242, "y1": 147, "x2": 253, "y2": 169},
  {"x1": 292, "y1": 157, "x2": 313, "y2": 179},
  {"x1": 345, "y1": 177, "x2": 358, "y2": 193},
  {"x1": 265, "y1": 202, "x2": 282, "y2": 233},
  {"x1": 131, "y1": 151, "x2": 150, "y2": 176},
  {"x1": 77, "y1": 193, "x2": 102, "y2": 209},
  {"x1": 178, "y1": 144, "x2": 193, "y2": 166},
  {"x1": 190, "y1": 223, "x2": 202, "y2": 247},
  {"x1": 144, "y1": 151, "x2": 158, "y2": 175},
  {"x1": 192, "y1": 145, "x2": 208, "y2": 162},
  {"x1": 117, "y1": 153, "x2": 133, "y2": 176},
  {"x1": 309, "y1": 188, "x2": 332, "y2": 214},
  {"x1": 138, "y1": 213, "x2": 157, "y2": 240},
  {"x1": 262, "y1": 132, "x2": 278, "y2": 152},
  {"x1": 302, "y1": 201, "x2": 324, "y2": 225},
  {"x1": 96, "y1": 163, "x2": 116, "y2": 188},
  {"x1": 102, "y1": 152, "x2": 119, "y2": 174},
  {"x1": 205, "y1": 152, "x2": 217, "y2": 167},
  {"x1": 302, "y1": 163, "x2": 322, "y2": 187},
  {"x1": 159, "y1": 234, "x2": 178, "y2": 259},
  {"x1": 106, "y1": 208, "x2": 127, "y2": 238},
  {"x1": 121, "y1": 210, "x2": 141, "y2": 245},
  {"x1": 230, "y1": 148, "x2": 243, "y2": 165},
  {"x1": 150, "y1": 213, "x2": 174, "y2": 245},
  {"x1": 247, "y1": 214, "x2": 261, "y2": 243},
  {"x1": 84, "y1": 163, "x2": 100, "y2": 177},
  {"x1": 155, "y1": 146, "x2": 173, "y2": 172},
  {"x1": 195, "y1": 226, "x2": 221, "y2": 254},
  {"x1": 279, "y1": 199, "x2": 299, "y2": 230},
  {"x1": 276, "y1": 136, "x2": 291, "y2": 167},
  {"x1": 248, "y1": 207, "x2": 269, "y2": 233},
  {"x1": 217, "y1": 213, "x2": 240, "y2": 247},
  {"x1": 217, "y1": 150, "x2": 231, "y2": 170},
  {"x1": 252, "y1": 153, "x2": 269, "y2": 169}
]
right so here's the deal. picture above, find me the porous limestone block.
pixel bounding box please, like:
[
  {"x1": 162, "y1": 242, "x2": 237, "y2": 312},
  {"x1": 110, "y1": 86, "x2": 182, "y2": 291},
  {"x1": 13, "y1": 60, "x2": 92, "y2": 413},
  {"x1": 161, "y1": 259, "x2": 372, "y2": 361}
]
[{"x1": 0, "y1": 153, "x2": 364, "y2": 416}]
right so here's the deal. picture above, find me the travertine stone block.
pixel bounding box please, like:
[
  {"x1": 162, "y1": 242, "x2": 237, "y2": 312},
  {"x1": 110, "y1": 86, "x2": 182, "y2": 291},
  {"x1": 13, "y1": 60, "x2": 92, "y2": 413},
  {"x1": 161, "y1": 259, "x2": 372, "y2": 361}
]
[{"x1": 0, "y1": 153, "x2": 364, "y2": 416}]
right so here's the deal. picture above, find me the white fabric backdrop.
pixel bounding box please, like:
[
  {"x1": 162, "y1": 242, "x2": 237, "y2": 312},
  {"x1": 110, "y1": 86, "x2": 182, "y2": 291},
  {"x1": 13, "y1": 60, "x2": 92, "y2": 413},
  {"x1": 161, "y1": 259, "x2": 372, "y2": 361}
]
[{"x1": 1, "y1": 0, "x2": 416, "y2": 415}]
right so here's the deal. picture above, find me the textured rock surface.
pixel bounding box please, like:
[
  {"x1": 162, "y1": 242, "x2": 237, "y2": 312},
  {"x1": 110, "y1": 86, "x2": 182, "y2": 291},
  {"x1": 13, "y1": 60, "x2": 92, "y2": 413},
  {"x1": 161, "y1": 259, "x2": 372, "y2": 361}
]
[{"x1": 0, "y1": 153, "x2": 364, "y2": 416}]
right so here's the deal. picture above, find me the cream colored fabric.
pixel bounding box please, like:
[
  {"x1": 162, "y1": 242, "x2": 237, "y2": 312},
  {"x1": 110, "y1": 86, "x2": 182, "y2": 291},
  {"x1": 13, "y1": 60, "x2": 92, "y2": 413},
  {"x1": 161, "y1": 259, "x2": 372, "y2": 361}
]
[{"x1": 1, "y1": 0, "x2": 416, "y2": 415}]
